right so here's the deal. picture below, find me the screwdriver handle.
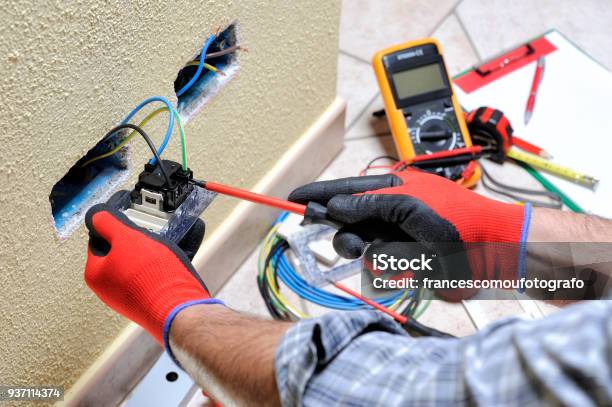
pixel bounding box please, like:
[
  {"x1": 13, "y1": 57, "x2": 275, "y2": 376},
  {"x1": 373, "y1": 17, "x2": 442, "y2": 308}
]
[{"x1": 302, "y1": 202, "x2": 344, "y2": 229}]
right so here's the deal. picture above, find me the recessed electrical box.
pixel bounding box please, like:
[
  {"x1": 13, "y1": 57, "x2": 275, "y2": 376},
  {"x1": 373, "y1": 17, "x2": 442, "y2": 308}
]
[
  {"x1": 49, "y1": 131, "x2": 131, "y2": 238},
  {"x1": 175, "y1": 22, "x2": 239, "y2": 119},
  {"x1": 50, "y1": 23, "x2": 240, "y2": 239}
]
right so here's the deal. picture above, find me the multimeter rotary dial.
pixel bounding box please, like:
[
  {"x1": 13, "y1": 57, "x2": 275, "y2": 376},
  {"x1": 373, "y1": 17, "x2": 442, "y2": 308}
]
[{"x1": 408, "y1": 108, "x2": 465, "y2": 155}]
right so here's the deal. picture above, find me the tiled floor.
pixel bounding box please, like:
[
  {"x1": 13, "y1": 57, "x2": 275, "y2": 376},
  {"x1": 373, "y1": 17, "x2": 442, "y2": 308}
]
[{"x1": 217, "y1": 0, "x2": 611, "y2": 335}]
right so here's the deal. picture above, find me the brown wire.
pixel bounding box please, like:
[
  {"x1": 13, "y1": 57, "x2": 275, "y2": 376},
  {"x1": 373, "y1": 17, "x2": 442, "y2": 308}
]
[{"x1": 205, "y1": 45, "x2": 244, "y2": 60}]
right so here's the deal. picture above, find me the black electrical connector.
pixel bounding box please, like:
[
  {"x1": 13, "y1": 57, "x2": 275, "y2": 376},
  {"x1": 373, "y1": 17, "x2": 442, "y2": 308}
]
[{"x1": 130, "y1": 160, "x2": 194, "y2": 212}]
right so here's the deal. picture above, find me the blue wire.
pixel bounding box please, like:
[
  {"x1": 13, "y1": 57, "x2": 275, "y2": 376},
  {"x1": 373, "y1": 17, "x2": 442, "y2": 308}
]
[
  {"x1": 176, "y1": 34, "x2": 217, "y2": 97},
  {"x1": 276, "y1": 255, "x2": 373, "y2": 307},
  {"x1": 275, "y1": 212, "x2": 290, "y2": 224},
  {"x1": 269, "y1": 211, "x2": 408, "y2": 310},
  {"x1": 275, "y1": 250, "x2": 403, "y2": 306},
  {"x1": 121, "y1": 96, "x2": 175, "y2": 165},
  {"x1": 273, "y1": 249, "x2": 406, "y2": 310},
  {"x1": 276, "y1": 263, "x2": 356, "y2": 309},
  {"x1": 276, "y1": 255, "x2": 402, "y2": 309}
]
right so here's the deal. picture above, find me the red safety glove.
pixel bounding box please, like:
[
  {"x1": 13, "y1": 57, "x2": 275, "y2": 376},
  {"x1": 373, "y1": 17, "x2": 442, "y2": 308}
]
[
  {"x1": 289, "y1": 169, "x2": 531, "y2": 284},
  {"x1": 84, "y1": 204, "x2": 223, "y2": 361}
]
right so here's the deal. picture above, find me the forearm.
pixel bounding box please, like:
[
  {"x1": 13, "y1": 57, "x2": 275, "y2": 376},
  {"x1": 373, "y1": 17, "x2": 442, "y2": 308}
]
[
  {"x1": 528, "y1": 207, "x2": 612, "y2": 242},
  {"x1": 169, "y1": 304, "x2": 292, "y2": 406},
  {"x1": 525, "y1": 208, "x2": 612, "y2": 298}
]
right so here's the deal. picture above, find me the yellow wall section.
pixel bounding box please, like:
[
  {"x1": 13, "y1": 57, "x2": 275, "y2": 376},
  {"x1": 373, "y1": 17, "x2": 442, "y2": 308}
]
[{"x1": 0, "y1": 0, "x2": 340, "y2": 392}]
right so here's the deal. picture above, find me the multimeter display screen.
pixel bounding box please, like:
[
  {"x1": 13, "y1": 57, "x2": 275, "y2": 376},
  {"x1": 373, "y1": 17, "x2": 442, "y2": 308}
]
[{"x1": 392, "y1": 63, "x2": 446, "y2": 99}]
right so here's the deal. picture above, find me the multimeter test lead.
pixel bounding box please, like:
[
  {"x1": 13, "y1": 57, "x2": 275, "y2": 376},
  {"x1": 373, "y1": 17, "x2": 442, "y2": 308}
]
[{"x1": 393, "y1": 146, "x2": 485, "y2": 171}]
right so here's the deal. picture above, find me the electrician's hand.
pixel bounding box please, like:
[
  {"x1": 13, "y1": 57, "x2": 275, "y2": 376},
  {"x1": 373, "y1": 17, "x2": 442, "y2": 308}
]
[
  {"x1": 105, "y1": 189, "x2": 205, "y2": 260},
  {"x1": 289, "y1": 169, "x2": 531, "y2": 282},
  {"x1": 83, "y1": 204, "x2": 223, "y2": 349}
]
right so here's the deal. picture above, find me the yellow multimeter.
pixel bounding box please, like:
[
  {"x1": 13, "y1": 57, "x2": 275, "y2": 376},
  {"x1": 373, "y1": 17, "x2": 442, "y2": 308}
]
[{"x1": 373, "y1": 38, "x2": 480, "y2": 186}]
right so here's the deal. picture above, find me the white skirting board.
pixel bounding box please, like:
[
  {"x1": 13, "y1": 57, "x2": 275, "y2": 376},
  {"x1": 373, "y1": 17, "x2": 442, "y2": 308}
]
[{"x1": 61, "y1": 97, "x2": 347, "y2": 407}]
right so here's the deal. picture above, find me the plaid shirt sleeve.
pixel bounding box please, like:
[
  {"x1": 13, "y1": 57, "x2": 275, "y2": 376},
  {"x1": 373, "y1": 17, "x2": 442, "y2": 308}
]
[{"x1": 275, "y1": 300, "x2": 612, "y2": 406}]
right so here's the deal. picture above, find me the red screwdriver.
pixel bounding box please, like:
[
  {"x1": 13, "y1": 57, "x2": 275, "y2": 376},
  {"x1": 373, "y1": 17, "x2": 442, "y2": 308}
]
[
  {"x1": 193, "y1": 180, "x2": 341, "y2": 227},
  {"x1": 198, "y1": 147, "x2": 488, "y2": 223},
  {"x1": 193, "y1": 179, "x2": 416, "y2": 325}
]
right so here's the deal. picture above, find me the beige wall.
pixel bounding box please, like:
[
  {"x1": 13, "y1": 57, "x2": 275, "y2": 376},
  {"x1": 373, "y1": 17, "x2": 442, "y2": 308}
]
[{"x1": 0, "y1": 0, "x2": 340, "y2": 392}]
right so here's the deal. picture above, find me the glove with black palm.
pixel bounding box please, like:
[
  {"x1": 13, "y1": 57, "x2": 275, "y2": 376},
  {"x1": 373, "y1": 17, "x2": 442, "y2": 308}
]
[{"x1": 289, "y1": 169, "x2": 532, "y2": 283}]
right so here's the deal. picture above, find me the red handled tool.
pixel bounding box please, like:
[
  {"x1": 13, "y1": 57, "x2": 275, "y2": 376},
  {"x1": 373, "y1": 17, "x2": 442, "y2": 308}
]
[
  {"x1": 331, "y1": 281, "x2": 408, "y2": 324},
  {"x1": 193, "y1": 180, "x2": 410, "y2": 324},
  {"x1": 202, "y1": 181, "x2": 307, "y2": 215},
  {"x1": 193, "y1": 180, "x2": 342, "y2": 228}
]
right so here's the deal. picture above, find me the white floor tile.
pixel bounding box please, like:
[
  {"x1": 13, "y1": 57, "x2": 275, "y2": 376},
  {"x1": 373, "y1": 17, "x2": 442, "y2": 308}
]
[
  {"x1": 216, "y1": 246, "x2": 270, "y2": 317},
  {"x1": 319, "y1": 133, "x2": 398, "y2": 180},
  {"x1": 337, "y1": 53, "x2": 379, "y2": 126},
  {"x1": 344, "y1": 95, "x2": 390, "y2": 140},
  {"x1": 431, "y1": 14, "x2": 480, "y2": 75},
  {"x1": 419, "y1": 300, "x2": 477, "y2": 336},
  {"x1": 340, "y1": 0, "x2": 460, "y2": 61}
]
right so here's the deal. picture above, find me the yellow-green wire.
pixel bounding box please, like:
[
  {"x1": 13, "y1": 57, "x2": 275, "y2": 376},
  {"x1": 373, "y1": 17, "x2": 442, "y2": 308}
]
[
  {"x1": 413, "y1": 288, "x2": 432, "y2": 319},
  {"x1": 185, "y1": 61, "x2": 225, "y2": 76},
  {"x1": 174, "y1": 108, "x2": 187, "y2": 170},
  {"x1": 262, "y1": 234, "x2": 307, "y2": 319},
  {"x1": 81, "y1": 107, "x2": 187, "y2": 170},
  {"x1": 258, "y1": 225, "x2": 290, "y2": 313}
]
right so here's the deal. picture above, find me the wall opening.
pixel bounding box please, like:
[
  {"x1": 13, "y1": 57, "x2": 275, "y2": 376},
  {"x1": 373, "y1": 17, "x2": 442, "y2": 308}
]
[
  {"x1": 49, "y1": 130, "x2": 131, "y2": 238},
  {"x1": 174, "y1": 22, "x2": 240, "y2": 120},
  {"x1": 49, "y1": 23, "x2": 240, "y2": 238}
]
